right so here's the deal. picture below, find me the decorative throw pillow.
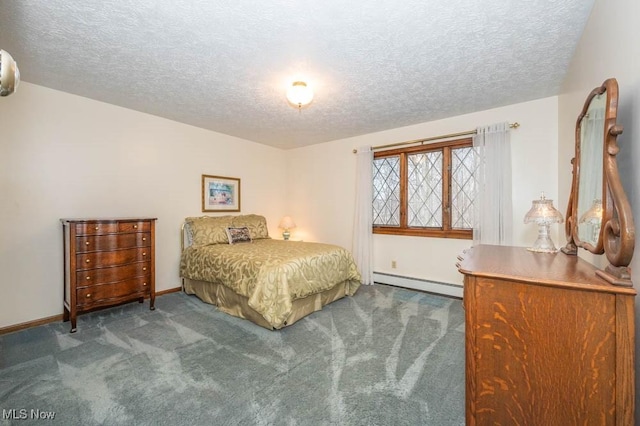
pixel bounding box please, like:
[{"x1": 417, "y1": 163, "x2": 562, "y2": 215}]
[
  {"x1": 231, "y1": 214, "x2": 270, "y2": 239},
  {"x1": 226, "y1": 227, "x2": 252, "y2": 244}
]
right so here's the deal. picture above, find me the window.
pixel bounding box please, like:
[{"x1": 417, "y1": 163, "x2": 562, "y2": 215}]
[{"x1": 372, "y1": 138, "x2": 477, "y2": 239}]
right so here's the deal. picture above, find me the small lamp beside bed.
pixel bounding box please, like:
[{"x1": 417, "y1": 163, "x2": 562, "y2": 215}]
[{"x1": 279, "y1": 216, "x2": 296, "y2": 240}]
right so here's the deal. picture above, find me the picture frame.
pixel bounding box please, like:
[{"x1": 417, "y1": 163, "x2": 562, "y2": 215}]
[{"x1": 201, "y1": 174, "x2": 241, "y2": 212}]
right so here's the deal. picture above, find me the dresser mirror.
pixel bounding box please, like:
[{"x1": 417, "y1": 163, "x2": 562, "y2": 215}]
[
  {"x1": 562, "y1": 78, "x2": 635, "y2": 286},
  {"x1": 576, "y1": 94, "x2": 605, "y2": 248}
]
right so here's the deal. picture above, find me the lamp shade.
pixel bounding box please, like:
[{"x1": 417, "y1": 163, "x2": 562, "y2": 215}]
[
  {"x1": 524, "y1": 194, "x2": 564, "y2": 225},
  {"x1": 579, "y1": 199, "x2": 603, "y2": 224},
  {"x1": 279, "y1": 216, "x2": 296, "y2": 230},
  {"x1": 286, "y1": 81, "x2": 313, "y2": 108}
]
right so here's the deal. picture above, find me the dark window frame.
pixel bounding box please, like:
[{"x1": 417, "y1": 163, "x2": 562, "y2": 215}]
[{"x1": 373, "y1": 138, "x2": 474, "y2": 239}]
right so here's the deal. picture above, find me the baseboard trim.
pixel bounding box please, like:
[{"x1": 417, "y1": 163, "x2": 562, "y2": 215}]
[
  {"x1": 0, "y1": 314, "x2": 64, "y2": 336},
  {"x1": 373, "y1": 272, "x2": 463, "y2": 298},
  {"x1": 156, "y1": 286, "x2": 182, "y2": 296},
  {"x1": 0, "y1": 287, "x2": 184, "y2": 336}
]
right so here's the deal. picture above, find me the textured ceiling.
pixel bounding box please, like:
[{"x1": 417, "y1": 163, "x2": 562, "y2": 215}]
[{"x1": 0, "y1": 1, "x2": 594, "y2": 149}]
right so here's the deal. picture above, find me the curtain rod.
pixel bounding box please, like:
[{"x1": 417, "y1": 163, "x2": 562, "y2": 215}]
[{"x1": 352, "y1": 122, "x2": 520, "y2": 154}]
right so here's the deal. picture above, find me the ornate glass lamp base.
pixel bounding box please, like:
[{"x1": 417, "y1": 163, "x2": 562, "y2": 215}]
[
  {"x1": 527, "y1": 245, "x2": 558, "y2": 253},
  {"x1": 527, "y1": 224, "x2": 558, "y2": 253}
]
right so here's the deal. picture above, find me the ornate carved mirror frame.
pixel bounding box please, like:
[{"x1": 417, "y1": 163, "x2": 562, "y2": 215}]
[{"x1": 562, "y1": 78, "x2": 635, "y2": 286}]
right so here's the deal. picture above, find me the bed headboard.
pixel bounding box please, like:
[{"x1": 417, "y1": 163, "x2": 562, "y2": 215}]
[
  {"x1": 181, "y1": 221, "x2": 192, "y2": 252},
  {"x1": 181, "y1": 214, "x2": 270, "y2": 252}
]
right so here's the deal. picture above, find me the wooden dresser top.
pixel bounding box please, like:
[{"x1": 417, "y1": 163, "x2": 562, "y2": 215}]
[
  {"x1": 458, "y1": 245, "x2": 636, "y2": 296},
  {"x1": 60, "y1": 218, "x2": 157, "y2": 224}
]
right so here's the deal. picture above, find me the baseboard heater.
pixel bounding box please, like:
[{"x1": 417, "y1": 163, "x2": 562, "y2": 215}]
[{"x1": 373, "y1": 272, "x2": 463, "y2": 298}]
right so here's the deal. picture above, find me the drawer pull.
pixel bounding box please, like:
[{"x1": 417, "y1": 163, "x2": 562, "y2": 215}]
[
  {"x1": 95, "y1": 226, "x2": 99, "y2": 230},
  {"x1": 85, "y1": 241, "x2": 90, "y2": 246},
  {"x1": 143, "y1": 282, "x2": 147, "y2": 286},
  {"x1": 143, "y1": 267, "x2": 147, "y2": 271},
  {"x1": 142, "y1": 237, "x2": 146, "y2": 241},
  {"x1": 86, "y1": 293, "x2": 91, "y2": 298},
  {"x1": 133, "y1": 225, "x2": 138, "y2": 229},
  {"x1": 86, "y1": 276, "x2": 91, "y2": 280},
  {"x1": 142, "y1": 252, "x2": 147, "y2": 256},
  {"x1": 85, "y1": 259, "x2": 91, "y2": 263}
]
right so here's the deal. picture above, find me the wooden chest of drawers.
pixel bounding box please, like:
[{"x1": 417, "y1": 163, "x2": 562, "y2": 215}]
[
  {"x1": 458, "y1": 245, "x2": 635, "y2": 425},
  {"x1": 61, "y1": 218, "x2": 157, "y2": 332}
]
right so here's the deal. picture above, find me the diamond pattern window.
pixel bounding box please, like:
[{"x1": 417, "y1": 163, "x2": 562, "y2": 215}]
[
  {"x1": 451, "y1": 146, "x2": 478, "y2": 229},
  {"x1": 373, "y1": 156, "x2": 401, "y2": 226},
  {"x1": 372, "y1": 138, "x2": 475, "y2": 239},
  {"x1": 408, "y1": 151, "x2": 443, "y2": 227}
]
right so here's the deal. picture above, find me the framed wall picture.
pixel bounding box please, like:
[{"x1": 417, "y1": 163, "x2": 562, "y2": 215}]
[{"x1": 201, "y1": 175, "x2": 241, "y2": 212}]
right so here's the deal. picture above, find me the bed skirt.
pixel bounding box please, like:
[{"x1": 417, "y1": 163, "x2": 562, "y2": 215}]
[{"x1": 183, "y1": 278, "x2": 349, "y2": 330}]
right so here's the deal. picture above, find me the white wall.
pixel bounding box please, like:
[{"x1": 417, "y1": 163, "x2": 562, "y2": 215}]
[
  {"x1": 0, "y1": 82, "x2": 286, "y2": 329},
  {"x1": 558, "y1": 0, "x2": 640, "y2": 407},
  {"x1": 287, "y1": 96, "x2": 559, "y2": 285}
]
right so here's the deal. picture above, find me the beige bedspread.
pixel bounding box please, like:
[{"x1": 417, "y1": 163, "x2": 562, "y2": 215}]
[{"x1": 180, "y1": 239, "x2": 361, "y2": 328}]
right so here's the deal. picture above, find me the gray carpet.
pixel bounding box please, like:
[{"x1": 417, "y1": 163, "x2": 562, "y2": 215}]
[{"x1": 0, "y1": 284, "x2": 465, "y2": 425}]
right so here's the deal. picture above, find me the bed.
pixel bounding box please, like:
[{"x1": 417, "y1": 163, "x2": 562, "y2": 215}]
[{"x1": 179, "y1": 214, "x2": 362, "y2": 329}]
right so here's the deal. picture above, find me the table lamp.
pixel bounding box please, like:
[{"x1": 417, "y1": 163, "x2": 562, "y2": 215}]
[
  {"x1": 524, "y1": 193, "x2": 564, "y2": 253},
  {"x1": 579, "y1": 199, "x2": 603, "y2": 243},
  {"x1": 279, "y1": 216, "x2": 296, "y2": 240}
]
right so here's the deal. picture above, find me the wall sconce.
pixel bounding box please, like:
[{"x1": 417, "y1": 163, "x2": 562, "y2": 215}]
[
  {"x1": 524, "y1": 193, "x2": 564, "y2": 253},
  {"x1": 286, "y1": 81, "x2": 313, "y2": 109},
  {"x1": 279, "y1": 216, "x2": 296, "y2": 240},
  {"x1": 0, "y1": 49, "x2": 20, "y2": 97}
]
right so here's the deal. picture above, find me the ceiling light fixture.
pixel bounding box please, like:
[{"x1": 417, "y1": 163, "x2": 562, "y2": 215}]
[
  {"x1": 0, "y1": 49, "x2": 20, "y2": 97},
  {"x1": 286, "y1": 81, "x2": 313, "y2": 110}
]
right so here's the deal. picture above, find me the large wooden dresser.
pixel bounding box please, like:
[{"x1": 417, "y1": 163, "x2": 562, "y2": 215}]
[
  {"x1": 458, "y1": 245, "x2": 636, "y2": 425},
  {"x1": 61, "y1": 218, "x2": 157, "y2": 332}
]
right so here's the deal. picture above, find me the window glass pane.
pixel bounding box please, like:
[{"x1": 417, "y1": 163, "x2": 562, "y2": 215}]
[
  {"x1": 408, "y1": 151, "x2": 442, "y2": 227},
  {"x1": 373, "y1": 156, "x2": 400, "y2": 226},
  {"x1": 451, "y1": 147, "x2": 478, "y2": 229}
]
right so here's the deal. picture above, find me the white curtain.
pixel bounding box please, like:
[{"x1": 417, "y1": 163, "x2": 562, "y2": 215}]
[
  {"x1": 352, "y1": 146, "x2": 374, "y2": 285},
  {"x1": 473, "y1": 123, "x2": 513, "y2": 246}
]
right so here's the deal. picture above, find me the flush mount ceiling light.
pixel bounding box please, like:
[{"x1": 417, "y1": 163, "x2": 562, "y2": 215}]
[
  {"x1": 0, "y1": 49, "x2": 20, "y2": 97},
  {"x1": 286, "y1": 81, "x2": 313, "y2": 109}
]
